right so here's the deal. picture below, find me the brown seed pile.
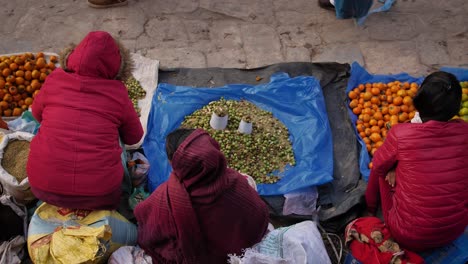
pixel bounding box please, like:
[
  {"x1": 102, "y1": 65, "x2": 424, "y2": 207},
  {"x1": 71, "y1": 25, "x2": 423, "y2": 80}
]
[{"x1": 2, "y1": 140, "x2": 30, "y2": 182}]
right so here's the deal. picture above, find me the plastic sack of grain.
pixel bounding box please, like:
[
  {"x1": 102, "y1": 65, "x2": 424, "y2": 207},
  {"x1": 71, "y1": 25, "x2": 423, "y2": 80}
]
[
  {"x1": 0, "y1": 131, "x2": 35, "y2": 204},
  {"x1": 27, "y1": 202, "x2": 138, "y2": 264}
]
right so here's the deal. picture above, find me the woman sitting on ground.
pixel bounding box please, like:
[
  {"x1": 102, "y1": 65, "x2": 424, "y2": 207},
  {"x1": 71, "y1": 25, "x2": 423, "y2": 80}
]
[
  {"x1": 27, "y1": 31, "x2": 143, "y2": 210},
  {"x1": 365, "y1": 71, "x2": 468, "y2": 252},
  {"x1": 135, "y1": 128, "x2": 269, "y2": 263}
]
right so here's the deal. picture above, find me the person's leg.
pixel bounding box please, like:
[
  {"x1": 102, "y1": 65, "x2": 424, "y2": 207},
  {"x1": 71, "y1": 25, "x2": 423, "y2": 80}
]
[
  {"x1": 87, "y1": 0, "x2": 128, "y2": 8},
  {"x1": 378, "y1": 174, "x2": 394, "y2": 223}
]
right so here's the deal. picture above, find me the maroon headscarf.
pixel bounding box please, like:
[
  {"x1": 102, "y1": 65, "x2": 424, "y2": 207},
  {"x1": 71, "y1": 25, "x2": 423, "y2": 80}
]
[{"x1": 135, "y1": 129, "x2": 269, "y2": 263}]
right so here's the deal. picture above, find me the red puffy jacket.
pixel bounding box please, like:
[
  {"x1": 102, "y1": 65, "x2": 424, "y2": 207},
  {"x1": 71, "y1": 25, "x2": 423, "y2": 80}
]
[
  {"x1": 27, "y1": 32, "x2": 143, "y2": 207},
  {"x1": 366, "y1": 119, "x2": 468, "y2": 252}
]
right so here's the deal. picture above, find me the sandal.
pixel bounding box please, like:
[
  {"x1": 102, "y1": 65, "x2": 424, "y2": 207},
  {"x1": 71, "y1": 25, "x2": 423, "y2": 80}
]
[{"x1": 87, "y1": 0, "x2": 128, "y2": 9}]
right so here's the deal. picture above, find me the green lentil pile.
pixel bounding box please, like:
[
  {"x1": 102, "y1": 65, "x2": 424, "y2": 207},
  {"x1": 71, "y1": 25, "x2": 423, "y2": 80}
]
[
  {"x1": 181, "y1": 98, "x2": 296, "y2": 184},
  {"x1": 124, "y1": 76, "x2": 146, "y2": 116}
]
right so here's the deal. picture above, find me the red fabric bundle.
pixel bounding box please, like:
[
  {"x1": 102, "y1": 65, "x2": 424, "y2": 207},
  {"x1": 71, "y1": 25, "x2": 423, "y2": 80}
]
[{"x1": 345, "y1": 217, "x2": 424, "y2": 264}]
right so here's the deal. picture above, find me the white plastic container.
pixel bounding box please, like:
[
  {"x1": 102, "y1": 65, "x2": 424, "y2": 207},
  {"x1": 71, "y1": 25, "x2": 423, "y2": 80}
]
[
  {"x1": 238, "y1": 119, "x2": 253, "y2": 134},
  {"x1": 210, "y1": 112, "x2": 228, "y2": 130}
]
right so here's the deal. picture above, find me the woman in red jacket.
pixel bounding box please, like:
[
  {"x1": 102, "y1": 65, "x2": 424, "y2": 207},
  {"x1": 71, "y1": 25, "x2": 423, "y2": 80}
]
[
  {"x1": 365, "y1": 71, "x2": 468, "y2": 252},
  {"x1": 135, "y1": 128, "x2": 269, "y2": 263},
  {"x1": 27, "y1": 31, "x2": 143, "y2": 210}
]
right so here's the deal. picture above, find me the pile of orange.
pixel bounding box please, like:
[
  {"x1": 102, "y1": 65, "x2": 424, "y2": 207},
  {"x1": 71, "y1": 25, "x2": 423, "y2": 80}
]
[
  {"x1": 348, "y1": 81, "x2": 419, "y2": 168},
  {"x1": 0, "y1": 52, "x2": 56, "y2": 117}
]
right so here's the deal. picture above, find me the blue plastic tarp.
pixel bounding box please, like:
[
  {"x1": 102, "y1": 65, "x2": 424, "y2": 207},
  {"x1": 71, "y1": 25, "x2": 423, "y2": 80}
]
[
  {"x1": 346, "y1": 62, "x2": 424, "y2": 181},
  {"x1": 440, "y1": 67, "x2": 468, "y2": 81},
  {"x1": 334, "y1": 0, "x2": 396, "y2": 25},
  {"x1": 143, "y1": 73, "x2": 334, "y2": 195}
]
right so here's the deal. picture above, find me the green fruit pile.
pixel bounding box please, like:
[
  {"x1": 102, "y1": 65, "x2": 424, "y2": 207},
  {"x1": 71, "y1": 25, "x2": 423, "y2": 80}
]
[
  {"x1": 181, "y1": 98, "x2": 296, "y2": 184},
  {"x1": 458, "y1": 82, "x2": 468, "y2": 122},
  {"x1": 124, "y1": 76, "x2": 146, "y2": 116}
]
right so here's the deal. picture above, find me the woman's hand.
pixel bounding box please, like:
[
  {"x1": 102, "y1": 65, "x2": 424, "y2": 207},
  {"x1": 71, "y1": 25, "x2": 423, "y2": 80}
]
[{"x1": 385, "y1": 170, "x2": 396, "y2": 187}]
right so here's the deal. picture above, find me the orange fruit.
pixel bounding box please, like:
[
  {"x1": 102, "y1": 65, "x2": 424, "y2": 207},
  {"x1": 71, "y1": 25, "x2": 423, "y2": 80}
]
[
  {"x1": 24, "y1": 71, "x2": 32, "y2": 80},
  {"x1": 373, "y1": 112, "x2": 383, "y2": 120},
  {"x1": 33, "y1": 90, "x2": 40, "y2": 98},
  {"x1": 377, "y1": 120, "x2": 385, "y2": 127},
  {"x1": 384, "y1": 114, "x2": 391, "y2": 121},
  {"x1": 397, "y1": 90, "x2": 406, "y2": 97},
  {"x1": 31, "y1": 80, "x2": 41, "y2": 90},
  {"x1": 369, "y1": 162, "x2": 373, "y2": 169},
  {"x1": 15, "y1": 70, "x2": 25, "y2": 78},
  {"x1": 370, "y1": 126, "x2": 380, "y2": 133},
  {"x1": 369, "y1": 119, "x2": 377, "y2": 127},
  {"x1": 36, "y1": 52, "x2": 44, "y2": 58},
  {"x1": 349, "y1": 99, "x2": 359, "y2": 108},
  {"x1": 39, "y1": 72, "x2": 47, "y2": 81},
  {"x1": 31, "y1": 70, "x2": 40, "y2": 79},
  {"x1": 403, "y1": 96, "x2": 412, "y2": 106},
  {"x1": 0, "y1": 101, "x2": 8, "y2": 110},
  {"x1": 409, "y1": 111, "x2": 416, "y2": 119},
  {"x1": 362, "y1": 114, "x2": 371, "y2": 122},
  {"x1": 369, "y1": 133, "x2": 382, "y2": 143},
  {"x1": 363, "y1": 137, "x2": 371, "y2": 144},
  {"x1": 24, "y1": 62, "x2": 34, "y2": 71},
  {"x1": 349, "y1": 91, "x2": 358, "y2": 99},
  {"x1": 2, "y1": 68, "x2": 11, "y2": 77},
  {"x1": 47, "y1": 62, "x2": 56, "y2": 70},
  {"x1": 388, "y1": 105, "x2": 400, "y2": 115},
  {"x1": 35, "y1": 58, "x2": 46, "y2": 69},
  {"x1": 21, "y1": 105, "x2": 28, "y2": 111},
  {"x1": 12, "y1": 107, "x2": 22, "y2": 116},
  {"x1": 9, "y1": 63, "x2": 18, "y2": 71},
  {"x1": 363, "y1": 92, "x2": 372, "y2": 101},
  {"x1": 24, "y1": 97, "x2": 33, "y2": 106},
  {"x1": 15, "y1": 77, "x2": 25, "y2": 85},
  {"x1": 359, "y1": 131, "x2": 366, "y2": 138},
  {"x1": 353, "y1": 107, "x2": 362, "y2": 115},
  {"x1": 393, "y1": 96, "x2": 403, "y2": 106},
  {"x1": 390, "y1": 85, "x2": 399, "y2": 93},
  {"x1": 370, "y1": 96, "x2": 380, "y2": 105},
  {"x1": 399, "y1": 112, "x2": 409, "y2": 122},
  {"x1": 3, "y1": 109, "x2": 12, "y2": 117},
  {"x1": 358, "y1": 84, "x2": 365, "y2": 91},
  {"x1": 400, "y1": 105, "x2": 409, "y2": 113},
  {"x1": 371, "y1": 87, "x2": 380, "y2": 96}
]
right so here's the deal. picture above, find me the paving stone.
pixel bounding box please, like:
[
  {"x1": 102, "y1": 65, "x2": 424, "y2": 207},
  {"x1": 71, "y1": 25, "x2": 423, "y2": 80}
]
[
  {"x1": 277, "y1": 25, "x2": 322, "y2": 48},
  {"x1": 143, "y1": 16, "x2": 190, "y2": 48},
  {"x1": 447, "y1": 39, "x2": 468, "y2": 66},
  {"x1": 320, "y1": 20, "x2": 369, "y2": 44},
  {"x1": 207, "y1": 48, "x2": 246, "y2": 68},
  {"x1": 199, "y1": 0, "x2": 275, "y2": 24},
  {"x1": 146, "y1": 47, "x2": 207, "y2": 68},
  {"x1": 420, "y1": 13, "x2": 467, "y2": 36},
  {"x1": 184, "y1": 20, "x2": 211, "y2": 43},
  {"x1": 284, "y1": 46, "x2": 311, "y2": 62},
  {"x1": 241, "y1": 24, "x2": 283, "y2": 68},
  {"x1": 209, "y1": 20, "x2": 243, "y2": 49},
  {"x1": 273, "y1": 0, "x2": 322, "y2": 14},
  {"x1": 135, "y1": 0, "x2": 199, "y2": 16},
  {"x1": 313, "y1": 43, "x2": 364, "y2": 65},
  {"x1": 365, "y1": 12, "x2": 426, "y2": 41},
  {"x1": 97, "y1": 8, "x2": 146, "y2": 39},
  {"x1": 0, "y1": 1, "x2": 30, "y2": 35},
  {"x1": 359, "y1": 41, "x2": 430, "y2": 76},
  {"x1": 416, "y1": 37, "x2": 450, "y2": 66}
]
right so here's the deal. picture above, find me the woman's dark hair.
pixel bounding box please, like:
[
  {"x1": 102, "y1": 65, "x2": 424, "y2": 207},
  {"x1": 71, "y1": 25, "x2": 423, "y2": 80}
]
[
  {"x1": 413, "y1": 71, "x2": 461, "y2": 122},
  {"x1": 165, "y1": 128, "x2": 195, "y2": 161}
]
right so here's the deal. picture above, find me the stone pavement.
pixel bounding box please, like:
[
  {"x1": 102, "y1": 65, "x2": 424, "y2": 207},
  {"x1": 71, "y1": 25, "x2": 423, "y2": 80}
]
[{"x1": 0, "y1": 0, "x2": 466, "y2": 76}]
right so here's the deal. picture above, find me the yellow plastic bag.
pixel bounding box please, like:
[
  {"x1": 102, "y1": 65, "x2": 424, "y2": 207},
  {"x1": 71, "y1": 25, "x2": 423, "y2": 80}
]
[{"x1": 27, "y1": 203, "x2": 137, "y2": 264}]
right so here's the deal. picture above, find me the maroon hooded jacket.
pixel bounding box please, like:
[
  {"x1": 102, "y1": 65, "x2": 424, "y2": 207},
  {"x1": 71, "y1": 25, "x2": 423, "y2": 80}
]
[
  {"x1": 27, "y1": 31, "x2": 143, "y2": 209},
  {"x1": 135, "y1": 129, "x2": 269, "y2": 263},
  {"x1": 366, "y1": 119, "x2": 468, "y2": 251}
]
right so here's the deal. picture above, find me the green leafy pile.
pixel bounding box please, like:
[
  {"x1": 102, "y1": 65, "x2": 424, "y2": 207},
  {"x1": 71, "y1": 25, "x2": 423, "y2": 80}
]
[{"x1": 181, "y1": 98, "x2": 295, "y2": 184}]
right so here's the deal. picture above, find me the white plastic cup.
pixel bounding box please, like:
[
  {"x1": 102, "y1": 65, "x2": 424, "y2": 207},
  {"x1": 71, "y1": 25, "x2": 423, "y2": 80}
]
[
  {"x1": 238, "y1": 120, "x2": 253, "y2": 134},
  {"x1": 210, "y1": 112, "x2": 228, "y2": 130}
]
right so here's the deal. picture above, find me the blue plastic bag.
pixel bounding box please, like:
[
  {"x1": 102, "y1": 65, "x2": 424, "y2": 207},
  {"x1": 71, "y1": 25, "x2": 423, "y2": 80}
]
[
  {"x1": 440, "y1": 67, "x2": 468, "y2": 81},
  {"x1": 346, "y1": 62, "x2": 424, "y2": 181},
  {"x1": 143, "y1": 73, "x2": 334, "y2": 195}
]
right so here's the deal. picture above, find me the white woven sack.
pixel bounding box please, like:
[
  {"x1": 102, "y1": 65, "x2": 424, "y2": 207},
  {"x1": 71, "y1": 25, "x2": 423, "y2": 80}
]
[{"x1": 0, "y1": 131, "x2": 35, "y2": 204}]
